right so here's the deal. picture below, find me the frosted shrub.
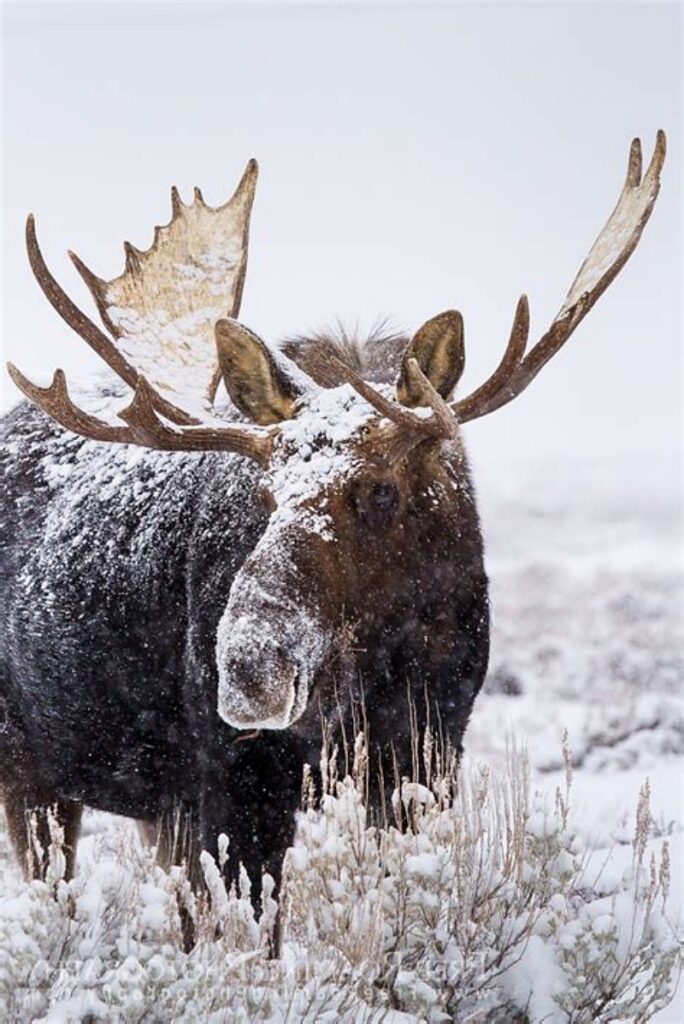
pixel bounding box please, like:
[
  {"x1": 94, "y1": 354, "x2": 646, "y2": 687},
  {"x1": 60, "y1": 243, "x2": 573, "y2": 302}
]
[
  {"x1": 284, "y1": 733, "x2": 680, "y2": 1022},
  {"x1": 0, "y1": 735, "x2": 680, "y2": 1022},
  {"x1": 548, "y1": 782, "x2": 679, "y2": 1023}
]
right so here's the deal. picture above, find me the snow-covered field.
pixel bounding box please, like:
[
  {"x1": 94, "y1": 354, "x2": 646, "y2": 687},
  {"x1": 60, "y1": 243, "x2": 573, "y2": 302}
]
[
  {"x1": 1, "y1": 456, "x2": 681, "y2": 1022},
  {"x1": 472, "y1": 456, "x2": 683, "y2": 1022}
]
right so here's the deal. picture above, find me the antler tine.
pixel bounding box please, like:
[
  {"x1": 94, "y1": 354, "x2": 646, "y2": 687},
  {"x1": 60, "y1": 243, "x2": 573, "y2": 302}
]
[
  {"x1": 462, "y1": 131, "x2": 666, "y2": 421},
  {"x1": 119, "y1": 378, "x2": 274, "y2": 464},
  {"x1": 117, "y1": 376, "x2": 168, "y2": 446},
  {"x1": 405, "y1": 359, "x2": 458, "y2": 438},
  {"x1": 328, "y1": 354, "x2": 442, "y2": 437},
  {"x1": 625, "y1": 137, "x2": 642, "y2": 189},
  {"x1": 8, "y1": 363, "x2": 132, "y2": 442},
  {"x1": 7, "y1": 362, "x2": 274, "y2": 464},
  {"x1": 454, "y1": 294, "x2": 529, "y2": 422},
  {"x1": 26, "y1": 216, "x2": 198, "y2": 426}
]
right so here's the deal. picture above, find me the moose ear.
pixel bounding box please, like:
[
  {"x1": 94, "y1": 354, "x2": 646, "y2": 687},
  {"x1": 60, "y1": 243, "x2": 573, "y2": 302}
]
[
  {"x1": 216, "y1": 320, "x2": 301, "y2": 425},
  {"x1": 396, "y1": 310, "x2": 465, "y2": 407}
]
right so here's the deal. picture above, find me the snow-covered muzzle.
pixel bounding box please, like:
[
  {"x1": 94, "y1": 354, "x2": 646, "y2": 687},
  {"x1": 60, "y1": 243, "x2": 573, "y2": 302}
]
[
  {"x1": 215, "y1": 384, "x2": 377, "y2": 729},
  {"x1": 215, "y1": 380, "x2": 428, "y2": 730},
  {"x1": 216, "y1": 526, "x2": 332, "y2": 730}
]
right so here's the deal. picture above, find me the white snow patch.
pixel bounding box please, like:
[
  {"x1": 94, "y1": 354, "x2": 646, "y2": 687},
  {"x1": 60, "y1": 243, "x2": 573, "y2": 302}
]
[{"x1": 264, "y1": 382, "x2": 389, "y2": 539}]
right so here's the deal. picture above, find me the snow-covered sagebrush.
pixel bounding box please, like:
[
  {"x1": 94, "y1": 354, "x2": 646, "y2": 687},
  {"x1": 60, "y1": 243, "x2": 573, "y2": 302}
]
[{"x1": 0, "y1": 735, "x2": 679, "y2": 1023}]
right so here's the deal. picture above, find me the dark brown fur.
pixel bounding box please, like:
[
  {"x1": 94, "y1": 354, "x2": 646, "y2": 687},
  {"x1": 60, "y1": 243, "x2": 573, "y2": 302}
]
[
  {"x1": 281, "y1": 323, "x2": 408, "y2": 386},
  {"x1": 1, "y1": 330, "x2": 489, "y2": 945}
]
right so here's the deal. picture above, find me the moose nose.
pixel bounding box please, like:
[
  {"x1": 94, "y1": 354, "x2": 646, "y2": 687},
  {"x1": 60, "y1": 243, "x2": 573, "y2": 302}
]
[{"x1": 217, "y1": 649, "x2": 300, "y2": 731}]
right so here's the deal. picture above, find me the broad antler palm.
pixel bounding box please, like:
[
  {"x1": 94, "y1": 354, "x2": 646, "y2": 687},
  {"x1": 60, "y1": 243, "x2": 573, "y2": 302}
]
[{"x1": 9, "y1": 161, "x2": 274, "y2": 463}]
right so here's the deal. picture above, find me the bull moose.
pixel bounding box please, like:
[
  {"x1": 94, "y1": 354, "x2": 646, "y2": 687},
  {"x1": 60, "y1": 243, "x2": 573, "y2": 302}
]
[{"x1": 0, "y1": 133, "x2": 666, "y2": 920}]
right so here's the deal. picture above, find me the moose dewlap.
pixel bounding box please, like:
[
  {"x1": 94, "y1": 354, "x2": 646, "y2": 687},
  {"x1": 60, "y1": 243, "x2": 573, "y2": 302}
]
[{"x1": 0, "y1": 134, "x2": 666, "y2": 929}]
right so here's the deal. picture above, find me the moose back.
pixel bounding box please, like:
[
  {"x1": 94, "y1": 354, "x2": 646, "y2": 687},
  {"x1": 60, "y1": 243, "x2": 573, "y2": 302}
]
[{"x1": 0, "y1": 134, "x2": 666, "y2": 910}]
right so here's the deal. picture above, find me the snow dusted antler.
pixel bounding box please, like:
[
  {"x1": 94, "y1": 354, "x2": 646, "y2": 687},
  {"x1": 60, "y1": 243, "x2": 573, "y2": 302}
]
[
  {"x1": 8, "y1": 161, "x2": 275, "y2": 463},
  {"x1": 327, "y1": 354, "x2": 451, "y2": 439},
  {"x1": 322, "y1": 133, "x2": 666, "y2": 447},
  {"x1": 8, "y1": 134, "x2": 666, "y2": 459},
  {"x1": 456, "y1": 131, "x2": 667, "y2": 421},
  {"x1": 6, "y1": 366, "x2": 274, "y2": 464},
  {"x1": 68, "y1": 160, "x2": 258, "y2": 418}
]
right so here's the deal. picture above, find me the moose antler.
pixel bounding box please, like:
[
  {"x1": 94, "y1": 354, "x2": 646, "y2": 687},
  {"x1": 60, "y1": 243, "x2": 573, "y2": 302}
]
[
  {"x1": 327, "y1": 354, "x2": 451, "y2": 439},
  {"x1": 8, "y1": 161, "x2": 276, "y2": 462},
  {"x1": 17, "y1": 158, "x2": 258, "y2": 422},
  {"x1": 455, "y1": 131, "x2": 666, "y2": 421},
  {"x1": 8, "y1": 134, "x2": 666, "y2": 460},
  {"x1": 67, "y1": 159, "x2": 258, "y2": 419},
  {"x1": 6, "y1": 363, "x2": 274, "y2": 464},
  {"x1": 24, "y1": 215, "x2": 196, "y2": 425},
  {"x1": 325, "y1": 133, "x2": 665, "y2": 445},
  {"x1": 454, "y1": 295, "x2": 530, "y2": 421}
]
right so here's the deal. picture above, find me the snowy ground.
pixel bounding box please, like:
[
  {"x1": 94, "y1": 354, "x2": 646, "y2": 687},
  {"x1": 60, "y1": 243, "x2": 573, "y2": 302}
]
[
  {"x1": 471, "y1": 455, "x2": 683, "y2": 1022},
  {"x1": 1, "y1": 455, "x2": 682, "y2": 1021}
]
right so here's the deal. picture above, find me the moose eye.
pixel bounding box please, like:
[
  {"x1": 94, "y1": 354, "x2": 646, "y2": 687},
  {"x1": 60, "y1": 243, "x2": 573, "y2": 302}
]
[
  {"x1": 354, "y1": 480, "x2": 400, "y2": 531},
  {"x1": 370, "y1": 482, "x2": 398, "y2": 510}
]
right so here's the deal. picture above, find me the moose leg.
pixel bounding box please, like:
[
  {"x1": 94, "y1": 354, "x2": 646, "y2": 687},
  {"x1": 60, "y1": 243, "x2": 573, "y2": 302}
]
[
  {"x1": 139, "y1": 804, "x2": 200, "y2": 951},
  {"x1": 4, "y1": 787, "x2": 82, "y2": 881},
  {"x1": 200, "y1": 732, "x2": 306, "y2": 953}
]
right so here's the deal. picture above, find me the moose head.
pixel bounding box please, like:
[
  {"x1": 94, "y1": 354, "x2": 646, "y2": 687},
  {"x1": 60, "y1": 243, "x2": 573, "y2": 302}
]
[{"x1": 8, "y1": 133, "x2": 666, "y2": 731}]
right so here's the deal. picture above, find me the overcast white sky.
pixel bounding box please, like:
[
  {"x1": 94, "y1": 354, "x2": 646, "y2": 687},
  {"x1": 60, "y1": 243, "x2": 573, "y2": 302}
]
[{"x1": 1, "y1": 1, "x2": 681, "y2": 480}]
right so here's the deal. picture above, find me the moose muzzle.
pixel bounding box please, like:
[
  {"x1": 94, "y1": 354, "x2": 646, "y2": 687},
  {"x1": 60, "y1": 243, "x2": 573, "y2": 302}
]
[
  {"x1": 217, "y1": 631, "x2": 305, "y2": 730},
  {"x1": 215, "y1": 546, "x2": 331, "y2": 730}
]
